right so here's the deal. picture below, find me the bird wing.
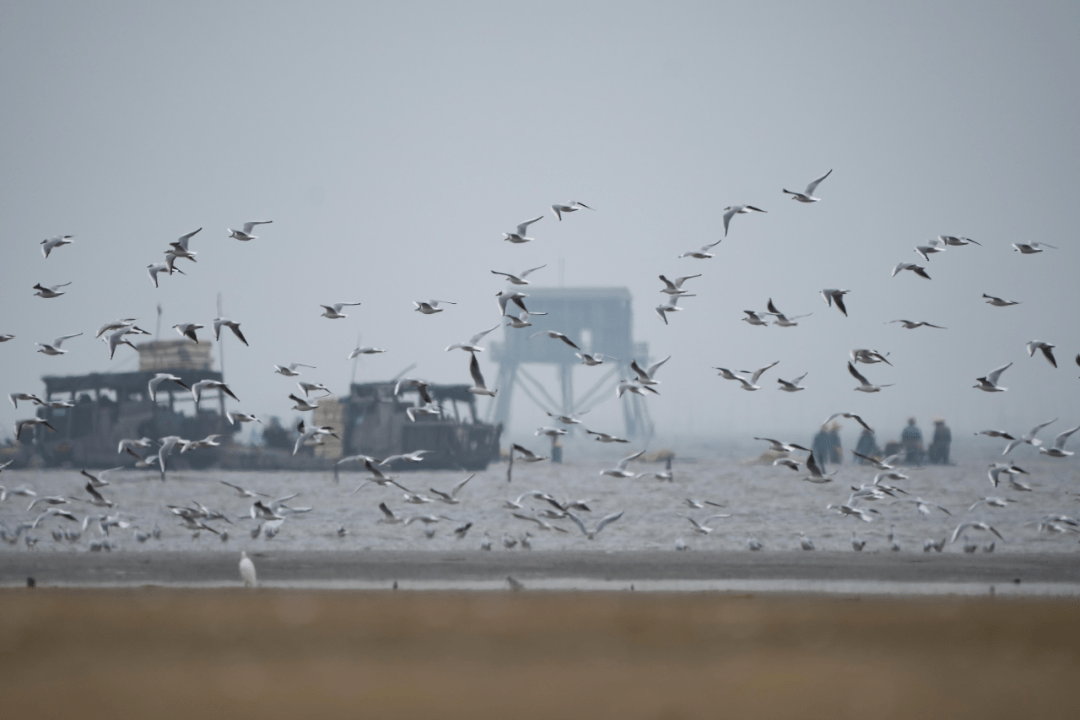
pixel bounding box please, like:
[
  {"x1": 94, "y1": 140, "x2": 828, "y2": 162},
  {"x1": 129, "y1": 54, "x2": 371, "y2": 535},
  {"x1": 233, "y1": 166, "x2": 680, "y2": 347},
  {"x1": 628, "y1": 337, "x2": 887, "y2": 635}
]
[
  {"x1": 468, "y1": 352, "x2": 487, "y2": 389},
  {"x1": 647, "y1": 355, "x2": 671, "y2": 378},
  {"x1": 595, "y1": 511, "x2": 625, "y2": 534},
  {"x1": 616, "y1": 450, "x2": 646, "y2": 471},
  {"x1": 242, "y1": 221, "x2": 271, "y2": 233},
  {"x1": 468, "y1": 324, "x2": 500, "y2": 345},
  {"x1": 847, "y1": 362, "x2": 871, "y2": 386},
  {"x1": 750, "y1": 361, "x2": 779, "y2": 384},
  {"x1": 1053, "y1": 426, "x2": 1080, "y2": 450},
  {"x1": 804, "y1": 169, "x2": 832, "y2": 195},
  {"x1": 986, "y1": 362, "x2": 1012, "y2": 385},
  {"x1": 516, "y1": 216, "x2": 543, "y2": 235}
]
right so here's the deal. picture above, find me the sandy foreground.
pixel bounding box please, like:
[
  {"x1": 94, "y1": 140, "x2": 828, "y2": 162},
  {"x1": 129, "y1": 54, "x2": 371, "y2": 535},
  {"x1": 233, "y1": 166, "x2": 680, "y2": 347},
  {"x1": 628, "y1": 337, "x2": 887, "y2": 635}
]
[{"x1": 1, "y1": 553, "x2": 1079, "y2": 718}]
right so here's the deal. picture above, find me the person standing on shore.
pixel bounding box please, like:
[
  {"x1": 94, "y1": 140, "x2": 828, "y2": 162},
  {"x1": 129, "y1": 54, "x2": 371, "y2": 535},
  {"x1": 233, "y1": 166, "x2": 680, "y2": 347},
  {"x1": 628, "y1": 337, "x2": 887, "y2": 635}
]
[
  {"x1": 901, "y1": 418, "x2": 924, "y2": 465},
  {"x1": 928, "y1": 418, "x2": 952, "y2": 464},
  {"x1": 854, "y1": 427, "x2": 879, "y2": 463}
]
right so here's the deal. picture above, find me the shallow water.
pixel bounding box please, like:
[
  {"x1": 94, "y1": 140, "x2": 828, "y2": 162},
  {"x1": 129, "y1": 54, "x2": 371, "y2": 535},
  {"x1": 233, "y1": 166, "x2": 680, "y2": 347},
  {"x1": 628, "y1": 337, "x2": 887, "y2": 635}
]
[{"x1": 1, "y1": 450, "x2": 1078, "y2": 555}]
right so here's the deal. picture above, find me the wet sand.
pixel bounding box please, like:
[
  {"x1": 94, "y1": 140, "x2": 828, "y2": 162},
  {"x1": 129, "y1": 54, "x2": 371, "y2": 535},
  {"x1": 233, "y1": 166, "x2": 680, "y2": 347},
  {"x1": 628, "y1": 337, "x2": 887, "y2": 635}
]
[
  {"x1": 2, "y1": 549, "x2": 1079, "y2": 588},
  {"x1": 1, "y1": 586, "x2": 1078, "y2": 719}
]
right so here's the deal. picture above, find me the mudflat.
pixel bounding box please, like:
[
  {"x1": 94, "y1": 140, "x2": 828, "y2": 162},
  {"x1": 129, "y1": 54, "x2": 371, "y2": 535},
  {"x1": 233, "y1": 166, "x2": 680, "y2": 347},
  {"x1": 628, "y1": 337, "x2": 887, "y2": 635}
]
[{"x1": 1, "y1": 587, "x2": 1078, "y2": 720}]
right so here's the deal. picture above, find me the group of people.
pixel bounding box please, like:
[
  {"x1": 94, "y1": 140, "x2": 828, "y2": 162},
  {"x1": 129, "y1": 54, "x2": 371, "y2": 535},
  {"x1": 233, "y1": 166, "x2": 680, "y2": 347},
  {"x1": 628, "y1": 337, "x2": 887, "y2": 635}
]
[{"x1": 812, "y1": 417, "x2": 952, "y2": 467}]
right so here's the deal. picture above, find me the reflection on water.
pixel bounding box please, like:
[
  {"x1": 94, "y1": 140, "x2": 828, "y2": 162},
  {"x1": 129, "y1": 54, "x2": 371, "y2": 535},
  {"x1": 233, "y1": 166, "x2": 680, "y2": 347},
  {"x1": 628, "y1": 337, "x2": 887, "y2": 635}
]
[{"x1": 1, "y1": 453, "x2": 1078, "y2": 554}]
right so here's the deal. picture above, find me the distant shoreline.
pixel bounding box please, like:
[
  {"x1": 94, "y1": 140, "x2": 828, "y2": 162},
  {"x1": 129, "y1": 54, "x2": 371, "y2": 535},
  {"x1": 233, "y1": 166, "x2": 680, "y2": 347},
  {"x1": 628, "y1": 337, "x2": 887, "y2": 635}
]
[{"x1": 4, "y1": 551, "x2": 1079, "y2": 593}]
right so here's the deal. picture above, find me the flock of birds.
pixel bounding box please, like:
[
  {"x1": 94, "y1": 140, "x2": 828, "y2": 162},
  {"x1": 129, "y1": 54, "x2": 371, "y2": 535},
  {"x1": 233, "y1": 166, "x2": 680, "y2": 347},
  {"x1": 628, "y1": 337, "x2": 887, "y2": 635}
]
[{"x1": 3, "y1": 167, "x2": 1080, "y2": 579}]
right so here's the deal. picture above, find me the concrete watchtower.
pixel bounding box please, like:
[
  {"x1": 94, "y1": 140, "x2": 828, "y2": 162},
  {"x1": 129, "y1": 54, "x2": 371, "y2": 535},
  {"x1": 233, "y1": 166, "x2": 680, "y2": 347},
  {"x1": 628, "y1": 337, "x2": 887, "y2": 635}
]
[{"x1": 488, "y1": 287, "x2": 653, "y2": 439}]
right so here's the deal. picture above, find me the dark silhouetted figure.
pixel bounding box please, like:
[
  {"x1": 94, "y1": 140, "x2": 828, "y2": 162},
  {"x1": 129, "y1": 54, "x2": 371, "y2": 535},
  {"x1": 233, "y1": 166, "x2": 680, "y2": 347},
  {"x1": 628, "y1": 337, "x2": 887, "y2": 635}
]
[
  {"x1": 928, "y1": 419, "x2": 952, "y2": 464},
  {"x1": 901, "y1": 417, "x2": 924, "y2": 465}
]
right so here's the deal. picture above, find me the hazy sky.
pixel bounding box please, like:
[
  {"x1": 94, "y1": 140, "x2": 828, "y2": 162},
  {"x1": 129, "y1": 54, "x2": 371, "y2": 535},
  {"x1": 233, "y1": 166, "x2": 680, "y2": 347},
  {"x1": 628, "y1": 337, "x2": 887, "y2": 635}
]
[{"x1": 2, "y1": 1, "x2": 1078, "y2": 451}]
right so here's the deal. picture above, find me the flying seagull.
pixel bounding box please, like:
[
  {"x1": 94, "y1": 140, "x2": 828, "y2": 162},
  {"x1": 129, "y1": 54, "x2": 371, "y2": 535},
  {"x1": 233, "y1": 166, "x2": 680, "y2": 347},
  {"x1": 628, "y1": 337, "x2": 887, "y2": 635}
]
[
  {"x1": 503, "y1": 216, "x2": 543, "y2": 243},
  {"x1": 722, "y1": 204, "x2": 766, "y2": 236},
  {"x1": 228, "y1": 221, "x2": 272, "y2": 241},
  {"x1": 782, "y1": 169, "x2": 832, "y2": 203}
]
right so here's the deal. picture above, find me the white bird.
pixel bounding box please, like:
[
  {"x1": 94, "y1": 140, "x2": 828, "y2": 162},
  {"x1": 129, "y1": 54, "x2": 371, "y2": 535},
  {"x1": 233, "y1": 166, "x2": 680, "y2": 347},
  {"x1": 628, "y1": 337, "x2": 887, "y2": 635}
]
[
  {"x1": 826, "y1": 504, "x2": 877, "y2": 523},
  {"x1": 511, "y1": 444, "x2": 548, "y2": 462},
  {"x1": 801, "y1": 452, "x2": 835, "y2": 484},
  {"x1": 535, "y1": 426, "x2": 568, "y2": 438},
  {"x1": 156, "y1": 435, "x2": 183, "y2": 481},
  {"x1": 220, "y1": 480, "x2": 269, "y2": 498},
  {"x1": 496, "y1": 290, "x2": 530, "y2": 316},
  {"x1": 773, "y1": 457, "x2": 801, "y2": 471},
  {"x1": 576, "y1": 352, "x2": 615, "y2": 366},
  {"x1": 741, "y1": 310, "x2": 770, "y2": 327},
  {"x1": 9, "y1": 392, "x2": 43, "y2": 408},
  {"x1": 36, "y1": 333, "x2": 82, "y2": 356},
  {"x1": 1027, "y1": 340, "x2": 1057, "y2": 368},
  {"x1": 567, "y1": 510, "x2": 624, "y2": 540},
  {"x1": 446, "y1": 324, "x2": 500, "y2": 353},
  {"x1": 551, "y1": 201, "x2": 593, "y2": 221},
  {"x1": 1012, "y1": 242, "x2": 1056, "y2": 254},
  {"x1": 147, "y1": 262, "x2": 180, "y2": 288},
  {"x1": 167, "y1": 228, "x2": 200, "y2": 262},
  {"x1": 950, "y1": 522, "x2": 1004, "y2": 545},
  {"x1": 820, "y1": 289, "x2": 850, "y2": 316},
  {"x1": 173, "y1": 323, "x2": 203, "y2": 343},
  {"x1": 228, "y1": 221, "x2": 272, "y2": 241},
  {"x1": 659, "y1": 274, "x2": 700, "y2": 295},
  {"x1": 903, "y1": 496, "x2": 952, "y2": 516},
  {"x1": 586, "y1": 429, "x2": 629, "y2": 443},
  {"x1": 1002, "y1": 418, "x2": 1057, "y2": 455},
  {"x1": 274, "y1": 363, "x2": 316, "y2": 376},
  {"x1": 348, "y1": 347, "x2": 386, "y2": 359},
  {"x1": 80, "y1": 467, "x2": 123, "y2": 487},
  {"x1": 968, "y1": 496, "x2": 1016, "y2": 512},
  {"x1": 733, "y1": 360, "x2": 780, "y2": 391},
  {"x1": 213, "y1": 318, "x2": 248, "y2": 346},
  {"x1": 824, "y1": 412, "x2": 873, "y2": 432},
  {"x1": 848, "y1": 362, "x2": 893, "y2": 393},
  {"x1": 428, "y1": 474, "x2": 473, "y2": 505},
  {"x1": 505, "y1": 310, "x2": 546, "y2": 328},
  {"x1": 528, "y1": 331, "x2": 580, "y2": 352},
  {"x1": 754, "y1": 437, "x2": 811, "y2": 454},
  {"x1": 656, "y1": 293, "x2": 694, "y2": 324},
  {"x1": 678, "y1": 240, "x2": 721, "y2": 259},
  {"x1": 414, "y1": 299, "x2": 456, "y2": 315},
  {"x1": 680, "y1": 514, "x2": 731, "y2": 535},
  {"x1": 599, "y1": 450, "x2": 645, "y2": 478},
  {"x1": 41, "y1": 235, "x2": 74, "y2": 258},
  {"x1": 491, "y1": 265, "x2": 547, "y2": 285},
  {"x1": 288, "y1": 394, "x2": 319, "y2": 412},
  {"x1": 684, "y1": 498, "x2": 726, "y2": 510},
  {"x1": 239, "y1": 551, "x2": 257, "y2": 587},
  {"x1": 765, "y1": 298, "x2": 811, "y2": 327},
  {"x1": 297, "y1": 381, "x2": 331, "y2": 397},
  {"x1": 1039, "y1": 426, "x2": 1079, "y2": 458},
  {"x1": 629, "y1": 357, "x2": 669, "y2": 388},
  {"x1": 503, "y1": 216, "x2": 543, "y2": 243},
  {"x1": 466, "y1": 352, "x2": 496, "y2": 396},
  {"x1": 983, "y1": 293, "x2": 1020, "y2": 307},
  {"x1": 321, "y1": 302, "x2": 361, "y2": 319},
  {"x1": 798, "y1": 533, "x2": 815, "y2": 551},
  {"x1": 938, "y1": 235, "x2": 981, "y2": 246},
  {"x1": 616, "y1": 379, "x2": 657, "y2": 398},
  {"x1": 747, "y1": 537, "x2": 764, "y2": 551},
  {"x1": 777, "y1": 372, "x2": 808, "y2": 392},
  {"x1": 192, "y1": 380, "x2": 239, "y2": 404},
  {"x1": 722, "y1": 204, "x2": 766, "y2": 236},
  {"x1": 148, "y1": 373, "x2": 190, "y2": 400},
  {"x1": 292, "y1": 421, "x2": 337, "y2": 455},
  {"x1": 987, "y1": 462, "x2": 1028, "y2": 488},
  {"x1": 15, "y1": 417, "x2": 58, "y2": 440},
  {"x1": 547, "y1": 411, "x2": 587, "y2": 426},
  {"x1": 973, "y1": 362, "x2": 1012, "y2": 393},
  {"x1": 379, "y1": 450, "x2": 432, "y2": 467},
  {"x1": 850, "y1": 349, "x2": 892, "y2": 366},
  {"x1": 913, "y1": 238, "x2": 946, "y2": 262},
  {"x1": 32, "y1": 282, "x2": 71, "y2": 299},
  {"x1": 892, "y1": 262, "x2": 931, "y2": 280},
  {"x1": 887, "y1": 319, "x2": 946, "y2": 330},
  {"x1": 782, "y1": 169, "x2": 832, "y2": 203},
  {"x1": 376, "y1": 502, "x2": 406, "y2": 525}
]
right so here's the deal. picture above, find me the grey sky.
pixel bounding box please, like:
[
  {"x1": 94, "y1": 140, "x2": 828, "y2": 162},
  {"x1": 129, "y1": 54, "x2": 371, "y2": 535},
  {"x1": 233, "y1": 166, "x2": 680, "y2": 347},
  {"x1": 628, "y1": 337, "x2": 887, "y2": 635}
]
[{"x1": 2, "y1": 1, "x2": 1078, "y2": 449}]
